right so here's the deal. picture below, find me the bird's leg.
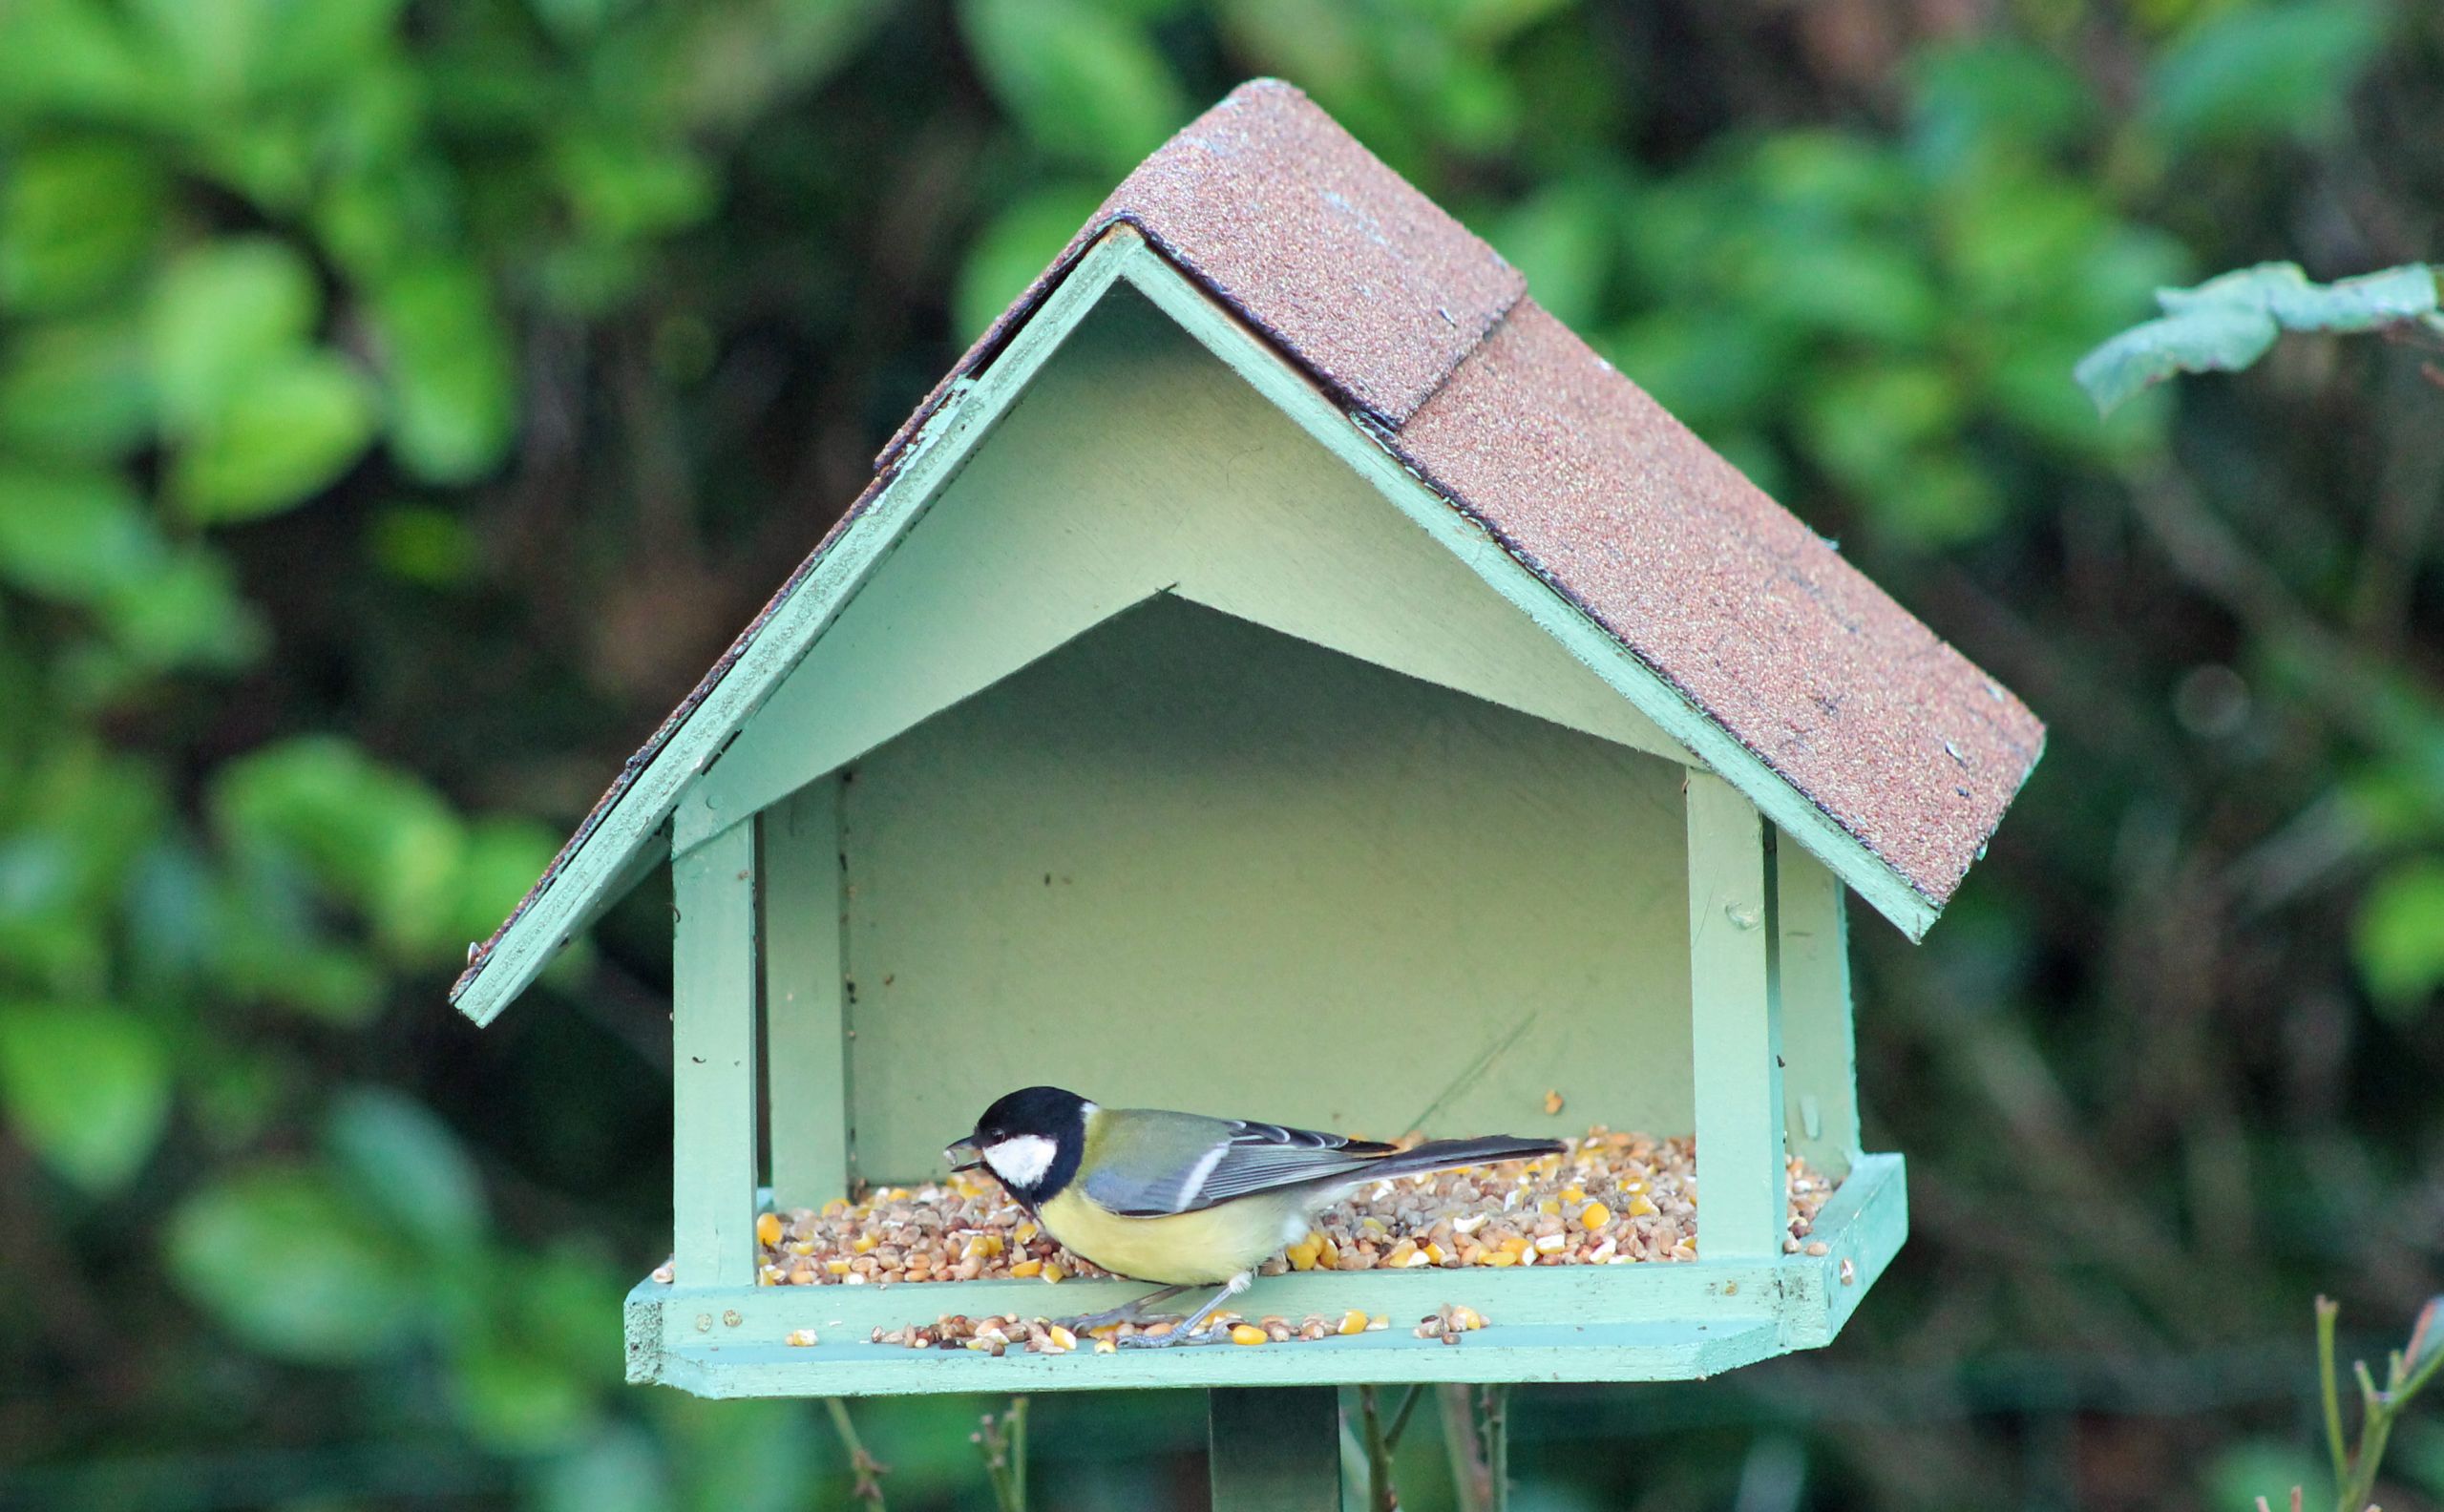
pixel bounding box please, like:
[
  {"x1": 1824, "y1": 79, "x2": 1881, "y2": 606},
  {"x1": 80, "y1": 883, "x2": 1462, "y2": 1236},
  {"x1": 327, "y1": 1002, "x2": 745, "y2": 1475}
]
[
  {"x1": 1053, "y1": 1283, "x2": 1195, "y2": 1333},
  {"x1": 1117, "y1": 1272, "x2": 1252, "y2": 1349}
]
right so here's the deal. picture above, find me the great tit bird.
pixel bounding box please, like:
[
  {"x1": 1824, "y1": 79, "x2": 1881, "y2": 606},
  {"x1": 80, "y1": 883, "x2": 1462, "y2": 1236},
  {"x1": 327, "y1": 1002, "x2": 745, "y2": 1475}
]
[{"x1": 946, "y1": 1085, "x2": 1565, "y2": 1346}]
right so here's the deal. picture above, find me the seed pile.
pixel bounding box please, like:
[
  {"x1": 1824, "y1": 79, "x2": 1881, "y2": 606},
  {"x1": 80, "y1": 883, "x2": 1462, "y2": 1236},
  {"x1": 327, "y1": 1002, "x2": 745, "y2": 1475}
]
[
  {"x1": 742, "y1": 1129, "x2": 1834, "y2": 1288},
  {"x1": 866, "y1": 1307, "x2": 1402, "y2": 1353}
]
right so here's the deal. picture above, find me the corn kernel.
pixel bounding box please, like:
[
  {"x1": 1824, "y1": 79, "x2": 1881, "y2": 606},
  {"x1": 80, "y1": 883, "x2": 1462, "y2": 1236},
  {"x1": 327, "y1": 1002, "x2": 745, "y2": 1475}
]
[
  {"x1": 1626, "y1": 1193, "x2": 1658, "y2": 1217},
  {"x1": 1041, "y1": 1262, "x2": 1064, "y2": 1284},
  {"x1": 1007, "y1": 1259, "x2": 1042, "y2": 1277},
  {"x1": 1423, "y1": 1242, "x2": 1447, "y2": 1265},
  {"x1": 1384, "y1": 1239, "x2": 1417, "y2": 1267},
  {"x1": 1318, "y1": 1238, "x2": 1340, "y2": 1270},
  {"x1": 1338, "y1": 1310, "x2": 1368, "y2": 1335},
  {"x1": 1401, "y1": 1248, "x2": 1432, "y2": 1268},
  {"x1": 825, "y1": 1258, "x2": 852, "y2": 1276},
  {"x1": 1015, "y1": 1221, "x2": 1040, "y2": 1244},
  {"x1": 1448, "y1": 1307, "x2": 1485, "y2": 1332},
  {"x1": 852, "y1": 1232, "x2": 879, "y2": 1253},
  {"x1": 821, "y1": 1199, "x2": 850, "y2": 1218},
  {"x1": 1497, "y1": 1236, "x2": 1529, "y2": 1255},
  {"x1": 1537, "y1": 1198, "x2": 1561, "y2": 1216},
  {"x1": 1048, "y1": 1325, "x2": 1078, "y2": 1352},
  {"x1": 1286, "y1": 1233, "x2": 1323, "y2": 1270},
  {"x1": 1560, "y1": 1186, "x2": 1585, "y2": 1206},
  {"x1": 1366, "y1": 1314, "x2": 1389, "y2": 1331},
  {"x1": 786, "y1": 1328, "x2": 818, "y2": 1347},
  {"x1": 1487, "y1": 1250, "x2": 1518, "y2": 1268},
  {"x1": 963, "y1": 1233, "x2": 1003, "y2": 1260},
  {"x1": 1534, "y1": 1232, "x2": 1567, "y2": 1254},
  {"x1": 1230, "y1": 1323, "x2": 1266, "y2": 1346},
  {"x1": 1579, "y1": 1201, "x2": 1611, "y2": 1230},
  {"x1": 1618, "y1": 1178, "x2": 1648, "y2": 1195},
  {"x1": 1094, "y1": 1338, "x2": 1118, "y2": 1354},
  {"x1": 755, "y1": 1212, "x2": 784, "y2": 1248}
]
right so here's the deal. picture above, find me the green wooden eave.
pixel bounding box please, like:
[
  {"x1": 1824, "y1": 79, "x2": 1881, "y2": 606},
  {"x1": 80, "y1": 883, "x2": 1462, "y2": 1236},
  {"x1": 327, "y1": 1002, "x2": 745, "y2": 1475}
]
[{"x1": 452, "y1": 224, "x2": 1985, "y2": 1026}]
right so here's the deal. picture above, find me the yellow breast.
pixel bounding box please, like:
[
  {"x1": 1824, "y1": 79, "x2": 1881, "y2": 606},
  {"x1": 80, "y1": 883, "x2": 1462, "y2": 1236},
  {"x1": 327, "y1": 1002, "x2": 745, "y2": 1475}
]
[{"x1": 1037, "y1": 1186, "x2": 1310, "y2": 1286}]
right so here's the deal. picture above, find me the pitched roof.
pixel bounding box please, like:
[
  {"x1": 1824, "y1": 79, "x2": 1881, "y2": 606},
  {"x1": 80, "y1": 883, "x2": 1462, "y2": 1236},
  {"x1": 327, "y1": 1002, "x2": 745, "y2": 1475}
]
[{"x1": 452, "y1": 78, "x2": 2040, "y2": 1016}]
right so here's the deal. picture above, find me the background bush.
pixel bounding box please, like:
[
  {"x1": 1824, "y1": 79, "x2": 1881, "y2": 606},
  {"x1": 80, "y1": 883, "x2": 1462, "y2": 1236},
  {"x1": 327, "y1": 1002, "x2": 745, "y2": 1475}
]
[{"x1": 2, "y1": 1, "x2": 2439, "y2": 1507}]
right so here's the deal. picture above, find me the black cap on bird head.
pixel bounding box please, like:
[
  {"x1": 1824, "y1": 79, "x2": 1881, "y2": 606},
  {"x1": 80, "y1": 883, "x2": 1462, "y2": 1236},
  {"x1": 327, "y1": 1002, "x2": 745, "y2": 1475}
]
[{"x1": 943, "y1": 1086, "x2": 1092, "y2": 1201}]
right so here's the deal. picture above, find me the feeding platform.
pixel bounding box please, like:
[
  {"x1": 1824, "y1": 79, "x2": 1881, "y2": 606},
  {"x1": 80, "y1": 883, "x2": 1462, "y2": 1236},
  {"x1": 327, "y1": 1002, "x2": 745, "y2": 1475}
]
[{"x1": 450, "y1": 80, "x2": 2040, "y2": 1406}]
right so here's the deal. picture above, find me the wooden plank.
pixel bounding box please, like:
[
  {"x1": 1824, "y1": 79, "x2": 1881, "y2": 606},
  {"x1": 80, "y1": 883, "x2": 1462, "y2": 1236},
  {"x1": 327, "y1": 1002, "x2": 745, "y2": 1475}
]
[
  {"x1": 1210, "y1": 1389, "x2": 1341, "y2": 1511},
  {"x1": 620, "y1": 1153, "x2": 1907, "y2": 1396},
  {"x1": 1685, "y1": 772, "x2": 1787, "y2": 1260},
  {"x1": 672, "y1": 820, "x2": 761, "y2": 1288},
  {"x1": 1110, "y1": 242, "x2": 1949, "y2": 942},
  {"x1": 1776, "y1": 838, "x2": 1859, "y2": 1179},
  {"x1": 450, "y1": 227, "x2": 1137, "y2": 1024},
  {"x1": 761, "y1": 780, "x2": 849, "y2": 1208}
]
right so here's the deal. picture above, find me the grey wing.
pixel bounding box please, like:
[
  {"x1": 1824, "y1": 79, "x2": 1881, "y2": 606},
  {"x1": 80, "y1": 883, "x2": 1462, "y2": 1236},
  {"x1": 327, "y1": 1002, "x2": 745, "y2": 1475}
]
[{"x1": 1083, "y1": 1113, "x2": 1396, "y2": 1218}]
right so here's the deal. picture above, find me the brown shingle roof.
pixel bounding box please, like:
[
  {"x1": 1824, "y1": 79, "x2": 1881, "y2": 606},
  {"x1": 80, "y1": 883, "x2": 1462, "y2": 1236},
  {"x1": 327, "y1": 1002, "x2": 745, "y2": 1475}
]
[
  {"x1": 884, "y1": 77, "x2": 2039, "y2": 908},
  {"x1": 453, "y1": 77, "x2": 2040, "y2": 1011},
  {"x1": 879, "y1": 78, "x2": 1525, "y2": 468},
  {"x1": 1394, "y1": 300, "x2": 2040, "y2": 903}
]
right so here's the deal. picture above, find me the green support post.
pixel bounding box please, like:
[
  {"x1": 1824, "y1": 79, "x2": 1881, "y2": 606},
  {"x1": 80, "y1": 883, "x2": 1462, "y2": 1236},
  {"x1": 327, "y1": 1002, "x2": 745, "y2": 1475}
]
[
  {"x1": 1210, "y1": 1388, "x2": 1342, "y2": 1510},
  {"x1": 761, "y1": 778, "x2": 849, "y2": 1208},
  {"x1": 1685, "y1": 771, "x2": 1788, "y2": 1259},
  {"x1": 673, "y1": 820, "x2": 762, "y2": 1287}
]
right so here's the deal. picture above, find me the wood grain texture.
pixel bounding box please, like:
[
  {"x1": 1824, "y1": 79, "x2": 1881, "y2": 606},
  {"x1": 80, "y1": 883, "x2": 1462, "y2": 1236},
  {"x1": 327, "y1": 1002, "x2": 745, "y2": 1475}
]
[
  {"x1": 1776, "y1": 840, "x2": 1859, "y2": 1179},
  {"x1": 761, "y1": 779, "x2": 849, "y2": 1208},
  {"x1": 672, "y1": 820, "x2": 761, "y2": 1287},
  {"x1": 1685, "y1": 773, "x2": 1787, "y2": 1260},
  {"x1": 624, "y1": 1154, "x2": 1904, "y2": 1394}
]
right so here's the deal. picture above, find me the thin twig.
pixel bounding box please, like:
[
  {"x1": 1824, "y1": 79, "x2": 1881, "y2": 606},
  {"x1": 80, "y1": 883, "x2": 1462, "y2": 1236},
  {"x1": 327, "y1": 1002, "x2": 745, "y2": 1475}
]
[
  {"x1": 1359, "y1": 1386, "x2": 1398, "y2": 1512},
  {"x1": 2320, "y1": 1297, "x2": 2349, "y2": 1490},
  {"x1": 825, "y1": 1398, "x2": 890, "y2": 1508}
]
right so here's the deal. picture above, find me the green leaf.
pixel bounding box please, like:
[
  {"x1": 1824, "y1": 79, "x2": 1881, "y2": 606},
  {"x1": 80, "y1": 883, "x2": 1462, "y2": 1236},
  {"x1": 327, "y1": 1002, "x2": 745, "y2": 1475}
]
[
  {"x1": 2074, "y1": 304, "x2": 2277, "y2": 414},
  {"x1": 1492, "y1": 179, "x2": 1618, "y2": 332},
  {"x1": 212, "y1": 736, "x2": 470, "y2": 959},
  {"x1": 2160, "y1": 261, "x2": 2438, "y2": 332},
  {"x1": 165, "y1": 1162, "x2": 424, "y2": 1362},
  {"x1": 2352, "y1": 856, "x2": 2444, "y2": 1020},
  {"x1": 98, "y1": 546, "x2": 267, "y2": 671},
  {"x1": 2075, "y1": 262, "x2": 2437, "y2": 412},
  {"x1": 954, "y1": 183, "x2": 1106, "y2": 341},
  {"x1": 326, "y1": 1085, "x2": 486, "y2": 1251},
  {"x1": 958, "y1": 0, "x2": 1186, "y2": 174},
  {"x1": 173, "y1": 349, "x2": 379, "y2": 521},
  {"x1": 0, "y1": 0, "x2": 164, "y2": 129},
  {"x1": 0, "y1": 466, "x2": 165, "y2": 603},
  {"x1": 0, "y1": 1001, "x2": 170, "y2": 1192},
  {"x1": 0, "y1": 315, "x2": 157, "y2": 461},
  {"x1": 150, "y1": 237, "x2": 322, "y2": 431},
  {"x1": 2145, "y1": 1, "x2": 2384, "y2": 150},
  {"x1": 1907, "y1": 40, "x2": 2098, "y2": 177},
  {"x1": 0, "y1": 138, "x2": 165, "y2": 312},
  {"x1": 369, "y1": 260, "x2": 517, "y2": 483}
]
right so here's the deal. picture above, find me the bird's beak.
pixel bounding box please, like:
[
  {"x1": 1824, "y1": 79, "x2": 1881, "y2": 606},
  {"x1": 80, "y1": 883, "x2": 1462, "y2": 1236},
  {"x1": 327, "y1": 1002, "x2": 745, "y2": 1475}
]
[{"x1": 944, "y1": 1138, "x2": 983, "y2": 1172}]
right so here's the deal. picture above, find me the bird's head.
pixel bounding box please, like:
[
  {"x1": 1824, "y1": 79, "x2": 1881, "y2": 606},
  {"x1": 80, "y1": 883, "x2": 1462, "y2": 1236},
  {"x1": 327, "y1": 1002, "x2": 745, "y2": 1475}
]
[{"x1": 945, "y1": 1084, "x2": 1093, "y2": 1201}]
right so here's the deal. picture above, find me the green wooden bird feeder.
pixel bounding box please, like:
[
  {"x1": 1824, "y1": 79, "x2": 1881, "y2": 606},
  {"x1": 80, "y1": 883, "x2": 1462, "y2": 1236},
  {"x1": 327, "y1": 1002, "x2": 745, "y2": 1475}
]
[{"x1": 451, "y1": 74, "x2": 2039, "y2": 1450}]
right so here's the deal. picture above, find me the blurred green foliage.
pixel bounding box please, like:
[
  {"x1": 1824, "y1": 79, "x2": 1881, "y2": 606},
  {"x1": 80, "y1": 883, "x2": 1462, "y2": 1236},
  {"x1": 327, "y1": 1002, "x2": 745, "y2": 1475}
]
[{"x1": 2, "y1": 1, "x2": 2440, "y2": 1509}]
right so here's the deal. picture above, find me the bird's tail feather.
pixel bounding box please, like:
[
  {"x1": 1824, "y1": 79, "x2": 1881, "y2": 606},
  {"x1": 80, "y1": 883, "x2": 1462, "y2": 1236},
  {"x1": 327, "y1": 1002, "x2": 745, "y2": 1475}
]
[{"x1": 1363, "y1": 1135, "x2": 1565, "y2": 1179}]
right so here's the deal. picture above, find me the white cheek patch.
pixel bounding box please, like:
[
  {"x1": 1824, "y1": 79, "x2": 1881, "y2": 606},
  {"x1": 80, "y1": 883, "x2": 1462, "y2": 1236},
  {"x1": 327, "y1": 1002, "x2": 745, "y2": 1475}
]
[{"x1": 983, "y1": 1134, "x2": 1058, "y2": 1187}]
